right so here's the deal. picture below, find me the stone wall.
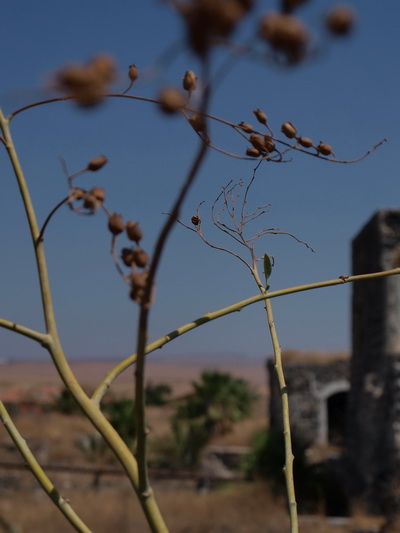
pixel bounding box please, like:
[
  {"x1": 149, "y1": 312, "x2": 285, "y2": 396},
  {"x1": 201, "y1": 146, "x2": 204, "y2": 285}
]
[
  {"x1": 268, "y1": 357, "x2": 349, "y2": 446},
  {"x1": 346, "y1": 210, "x2": 400, "y2": 515}
]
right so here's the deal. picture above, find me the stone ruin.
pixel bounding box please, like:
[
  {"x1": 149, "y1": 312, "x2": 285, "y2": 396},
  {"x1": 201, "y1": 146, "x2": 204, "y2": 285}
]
[{"x1": 268, "y1": 210, "x2": 400, "y2": 524}]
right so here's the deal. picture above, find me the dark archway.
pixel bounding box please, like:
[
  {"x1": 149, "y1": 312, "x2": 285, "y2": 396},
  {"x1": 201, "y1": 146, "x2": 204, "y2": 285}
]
[{"x1": 327, "y1": 391, "x2": 348, "y2": 446}]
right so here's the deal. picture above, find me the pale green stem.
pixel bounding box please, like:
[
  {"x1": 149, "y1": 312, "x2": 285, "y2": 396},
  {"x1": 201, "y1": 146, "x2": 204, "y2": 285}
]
[
  {"x1": 0, "y1": 318, "x2": 48, "y2": 345},
  {"x1": 0, "y1": 109, "x2": 168, "y2": 533},
  {"x1": 250, "y1": 261, "x2": 297, "y2": 532},
  {"x1": 265, "y1": 298, "x2": 298, "y2": 533},
  {"x1": 92, "y1": 267, "x2": 400, "y2": 404},
  {"x1": 0, "y1": 401, "x2": 92, "y2": 533}
]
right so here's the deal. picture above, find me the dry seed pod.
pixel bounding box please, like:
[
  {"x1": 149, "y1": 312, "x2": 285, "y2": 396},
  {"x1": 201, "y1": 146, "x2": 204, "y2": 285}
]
[
  {"x1": 281, "y1": 121, "x2": 297, "y2": 138},
  {"x1": 121, "y1": 248, "x2": 135, "y2": 267},
  {"x1": 108, "y1": 213, "x2": 125, "y2": 235},
  {"x1": 130, "y1": 271, "x2": 148, "y2": 289},
  {"x1": 259, "y1": 12, "x2": 309, "y2": 62},
  {"x1": 249, "y1": 134, "x2": 266, "y2": 152},
  {"x1": 238, "y1": 122, "x2": 254, "y2": 133},
  {"x1": 326, "y1": 5, "x2": 355, "y2": 36},
  {"x1": 90, "y1": 187, "x2": 106, "y2": 203},
  {"x1": 317, "y1": 142, "x2": 333, "y2": 156},
  {"x1": 191, "y1": 215, "x2": 200, "y2": 226},
  {"x1": 87, "y1": 155, "x2": 108, "y2": 171},
  {"x1": 253, "y1": 108, "x2": 268, "y2": 125},
  {"x1": 298, "y1": 136, "x2": 313, "y2": 148},
  {"x1": 188, "y1": 114, "x2": 206, "y2": 132},
  {"x1": 159, "y1": 87, "x2": 185, "y2": 114},
  {"x1": 68, "y1": 188, "x2": 85, "y2": 203},
  {"x1": 128, "y1": 64, "x2": 139, "y2": 82},
  {"x1": 263, "y1": 137, "x2": 276, "y2": 153},
  {"x1": 83, "y1": 193, "x2": 100, "y2": 211},
  {"x1": 246, "y1": 147, "x2": 260, "y2": 158},
  {"x1": 126, "y1": 221, "x2": 143, "y2": 242},
  {"x1": 90, "y1": 54, "x2": 116, "y2": 84},
  {"x1": 183, "y1": 70, "x2": 198, "y2": 92},
  {"x1": 133, "y1": 248, "x2": 149, "y2": 268}
]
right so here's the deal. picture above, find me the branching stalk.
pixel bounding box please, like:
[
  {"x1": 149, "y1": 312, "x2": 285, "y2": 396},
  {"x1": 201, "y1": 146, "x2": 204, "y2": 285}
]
[
  {"x1": 92, "y1": 267, "x2": 400, "y2": 404},
  {"x1": 0, "y1": 108, "x2": 168, "y2": 533},
  {"x1": 0, "y1": 401, "x2": 92, "y2": 533}
]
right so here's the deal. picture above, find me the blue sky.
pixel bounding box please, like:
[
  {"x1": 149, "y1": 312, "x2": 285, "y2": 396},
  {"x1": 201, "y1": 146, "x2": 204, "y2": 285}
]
[{"x1": 0, "y1": 1, "x2": 399, "y2": 362}]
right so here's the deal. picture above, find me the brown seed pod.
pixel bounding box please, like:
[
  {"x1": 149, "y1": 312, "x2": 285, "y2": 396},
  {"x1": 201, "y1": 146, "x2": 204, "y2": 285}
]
[
  {"x1": 121, "y1": 248, "x2": 135, "y2": 267},
  {"x1": 249, "y1": 134, "x2": 266, "y2": 152},
  {"x1": 83, "y1": 193, "x2": 100, "y2": 211},
  {"x1": 182, "y1": 70, "x2": 198, "y2": 92},
  {"x1": 133, "y1": 248, "x2": 149, "y2": 268},
  {"x1": 68, "y1": 188, "x2": 85, "y2": 203},
  {"x1": 298, "y1": 136, "x2": 313, "y2": 148},
  {"x1": 263, "y1": 135, "x2": 276, "y2": 152},
  {"x1": 88, "y1": 155, "x2": 108, "y2": 171},
  {"x1": 317, "y1": 142, "x2": 333, "y2": 156},
  {"x1": 128, "y1": 64, "x2": 139, "y2": 83},
  {"x1": 90, "y1": 187, "x2": 106, "y2": 203},
  {"x1": 246, "y1": 147, "x2": 260, "y2": 158},
  {"x1": 55, "y1": 54, "x2": 116, "y2": 106},
  {"x1": 259, "y1": 12, "x2": 309, "y2": 63},
  {"x1": 126, "y1": 221, "x2": 143, "y2": 242},
  {"x1": 159, "y1": 87, "x2": 185, "y2": 114},
  {"x1": 191, "y1": 215, "x2": 200, "y2": 226},
  {"x1": 108, "y1": 213, "x2": 125, "y2": 235},
  {"x1": 130, "y1": 271, "x2": 148, "y2": 289},
  {"x1": 281, "y1": 121, "x2": 297, "y2": 138},
  {"x1": 188, "y1": 114, "x2": 206, "y2": 132},
  {"x1": 253, "y1": 108, "x2": 268, "y2": 125},
  {"x1": 326, "y1": 5, "x2": 355, "y2": 36},
  {"x1": 238, "y1": 122, "x2": 254, "y2": 133}
]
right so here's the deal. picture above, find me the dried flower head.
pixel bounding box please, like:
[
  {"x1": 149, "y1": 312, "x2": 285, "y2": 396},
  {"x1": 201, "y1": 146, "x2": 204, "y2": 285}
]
[
  {"x1": 281, "y1": 121, "x2": 297, "y2": 138},
  {"x1": 188, "y1": 114, "x2": 206, "y2": 132},
  {"x1": 179, "y1": 0, "x2": 254, "y2": 56},
  {"x1": 159, "y1": 87, "x2": 186, "y2": 114},
  {"x1": 317, "y1": 141, "x2": 333, "y2": 156},
  {"x1": 249, "y1": 134, "x2": 267, "y2": 152},
  {"x1": 68, "y1": 188, "x2": 85, "y2": 203},
  {"x1": 259, "y1": 12, "x2": 309, "y2": 63},
  {"x1": 108, "y1": 213, "x2": 125, "y2": 235},
  {"x1": 87, "y1": 155, "x2": 108, "y2": 171},
  {"x1": 253, "y1": 108, "x2": 268, "y2": 125},
  {"x1": 128, "y1": 64, "x2": 139, "y2": 83},
  {"x1": 133, "y1": 248, "x2": 149, "y2": 268},
  {"x1": 326, "y1": 5, "x2": 355, "y2": 36},
  {"x1": 126, "y1": 221, "x2": 143, "y2": 242},
  {"x1": 298, "y1": 136, "x2": 313, "y2": 148},
  {"x1": 238, "y1": 122, "x2": 254, "y2": 133},
  {"x1": 183, "y1": 70, "x2": 198, "y2": 92},
  {"x1": 121, "y1": 248, "x2": 136, "y2": 267},
  {"x1": 55, "y1": 54, "x2": 116, "y2": 106},
  {"x1": 191, "y1": 215, "x2": 200, "y2": 226},
  {"x1": 90, "y1": 187, "x2": 106, "y2": 203},
  {"x1": 83, "y1": 193, "x2": 101, "y2": 211},
  {"x1": 246, "y1": 147, "x2": 260, "y2": 158}
]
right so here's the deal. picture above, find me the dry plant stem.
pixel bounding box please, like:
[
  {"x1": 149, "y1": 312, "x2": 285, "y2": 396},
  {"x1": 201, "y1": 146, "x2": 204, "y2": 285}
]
[
  {"x1": 265, "y1": 297, "x2": 297, "y2": 532},
  {"x1": 0, "y1": 109, "x2": 168, "y2": 533},
  {"x1": 134, "y1": 65, "x2": 210, "y2": 506},
  {"x1": 249, "y1": 261, "x2": 297, "y2": 532},
  {"x1": 0, "y1": 401, "x2": 92, "y2": 533},
  {"x1": 92, "y1": 266, "x2": 400, "y2": 404}
]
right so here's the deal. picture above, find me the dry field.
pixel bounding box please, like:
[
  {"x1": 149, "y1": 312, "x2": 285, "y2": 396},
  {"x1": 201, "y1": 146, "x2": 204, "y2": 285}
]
[{"x1": 0, "y1": 357, "x2": 382, "y2": 532}]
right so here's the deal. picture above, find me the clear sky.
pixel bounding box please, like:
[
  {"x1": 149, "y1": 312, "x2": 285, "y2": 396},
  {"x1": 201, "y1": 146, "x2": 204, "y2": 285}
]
[{"x1": 0, "y1": 1, "x2": 399, "y2": 363}]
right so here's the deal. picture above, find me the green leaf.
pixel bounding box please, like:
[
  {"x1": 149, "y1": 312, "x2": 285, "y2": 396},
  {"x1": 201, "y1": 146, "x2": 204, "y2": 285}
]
[{"x1": 263, "y1": 253, "x2": 272, "y2": 287}]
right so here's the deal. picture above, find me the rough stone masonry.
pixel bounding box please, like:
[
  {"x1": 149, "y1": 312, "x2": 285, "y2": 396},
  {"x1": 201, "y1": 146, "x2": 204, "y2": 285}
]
[{"x1": 346, "y1": 210, "x2": 400, "y2": 515}]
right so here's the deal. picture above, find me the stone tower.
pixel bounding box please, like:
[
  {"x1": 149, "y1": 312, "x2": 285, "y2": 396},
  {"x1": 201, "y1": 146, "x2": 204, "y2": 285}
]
[{"x1": 346, "y1": 210, "x2": 400, "y2": 515}]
